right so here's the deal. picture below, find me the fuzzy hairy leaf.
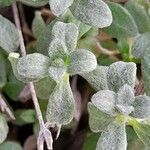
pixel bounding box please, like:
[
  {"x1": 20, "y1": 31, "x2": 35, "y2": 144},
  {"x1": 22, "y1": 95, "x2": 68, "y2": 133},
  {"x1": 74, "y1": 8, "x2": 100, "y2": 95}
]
[
  {"x1": 80, "y1": 65, "x2": 108, "y2": 91},
  {"x1": 91, "y1": 90, "x2": 117, "y2": 115},
  {"x1": 132, "y1": 32, "x2": 150, "y2": 58},
  {"x1": 125, "y1": 0, "x2": 150, "y2": 33},
  {"x1": 0, "y1": 0, "x2": 13, "y2": 6},
  {"x1": 0, "y1": 114, "x2": 8, "y2": 144},
  {"x1": 107, "y1": 61, "x2": 136, "y2": 92},
  {"x1": 131, "y1": 95, "x2": 150, "y2": 119},
  {"x1": 70, "y1": 0, "x2": 112, "y2": 28},
  {"x1": 0, "y1": 15, "x2": 19, "y2": 53},
  {"x1": 16, "y1": 53, "x2": 50, "y2": 82},
  {"x1": 32, "y1": 11, "x2": 46, "y2": 38},
  {"x1": 0, "y1": 141, "x2": 22, "y2": 150},
  {"x1": 67, "y1": 49, "x2": 97, "y2": 75},
  {"x1": 49, "y1": 0, "x2": 73, "y2": 16},
  {"x1": 96, "y1": 121, "x2": 127, "y2": 150},
  {"x1": 46, "y1": 75, "x2": 75, "y2": 125},
  {"x1": 104, "y1": 2, "x2": 138, "y2": 38},
  {"x1": 88, "y1": 103, "x2": 114, "y2": 132},
  {"x1": 52, "y1": 21, "x2": 78, "y2": 52}
]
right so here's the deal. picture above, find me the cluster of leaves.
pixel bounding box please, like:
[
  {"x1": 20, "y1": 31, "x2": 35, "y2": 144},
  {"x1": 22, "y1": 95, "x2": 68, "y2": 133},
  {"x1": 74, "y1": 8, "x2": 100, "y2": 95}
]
[{"x1": 0, "y1": 0, "x2": 150, "y2": 149}]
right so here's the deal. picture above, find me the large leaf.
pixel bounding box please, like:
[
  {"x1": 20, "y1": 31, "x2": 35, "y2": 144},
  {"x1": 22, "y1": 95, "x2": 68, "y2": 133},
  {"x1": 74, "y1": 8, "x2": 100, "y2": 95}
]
[
  {"x1": 67, "y1": 49, "x2": 97, "y2": 75},
  {"x1": 70, "y1": 0, "x2": 112, "y2": 28},
  {"x1": 125, "y1": 0, "x2": 150, "y2": 33},
  {"x1": 0, "y1": 0, "x2": 13, "y2": 7},
  {"x1": 0, "y1": 15, "x2": 19, "y2": 53},
  {"x1": 107, "y1": 61, "x2": 136, "y2": 92},
  {"x1": 0, "y1": 114, "x2": 8, "y2": 144},
  {"x1": 0, "y1": 141, "x2": 22, "y2": 150},
  {"x1": 88, "y1": 103, "x2": 114, "y2": 132},
  {"x1": 131, "y1": 95, "x2": 150, "y2": 119},
  {"x1": 104, "y1": 2, "x2": 138, "y2": 38},
  {"x1": 49, "y1": 0, "x2": 73, "y2": 16},
  {"x1": 91, "y1": 90, "x2": 117, "y2": 115},
  {"x1": 80, "y1": 65, "x2": 108, "y2": 91},
  {"x1": 46, "y1": 75, "x2": 75, "y2": 125},
  {"x1": 96, "y1": 121, "x2": 127, "y2": 150}
]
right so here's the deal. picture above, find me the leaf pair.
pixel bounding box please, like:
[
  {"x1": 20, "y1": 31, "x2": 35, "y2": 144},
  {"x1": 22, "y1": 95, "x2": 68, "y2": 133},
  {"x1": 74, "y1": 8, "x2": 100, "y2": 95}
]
[{"x1": 88, "y1": 84, "x2": 150, "y2": 150}]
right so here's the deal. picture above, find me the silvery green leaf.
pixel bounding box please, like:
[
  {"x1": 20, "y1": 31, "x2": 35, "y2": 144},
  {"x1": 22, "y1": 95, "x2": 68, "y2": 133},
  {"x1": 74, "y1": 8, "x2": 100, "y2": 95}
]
[
  {"x1": 104, "y1": 2, "x2": 138, "y2": 38},
  {"x1": 17, "y1": 0, "x2": 48, "y2": 7},
  {"x1": 88, "y1": 103, "x2": 115, "y2": 132},
  {"x1": 46, "y1": 75, "x2": 75, "y2": 125},
  {"x1": 131, "y1": 95, "x2": 150, "y2": 119},
  {"x1": 32, "y1": 11, "x2": 46, "y2": 38},
  {"x1": 0, "y1": 114, "x2": 9, "y2": 144},
  {"x1": 48, "y1": 59, "x2": 66, "y2": 82},
  {"x1": 91, "y1": 90, "x2": 117, "y2": 115},
  {"x1": 0, "y1": 0, "x2": 13, "y2": 7},
  {"x1": 70, "y1": 0, "x2": 112, "y2": 28},
  {"x1": 96, "y1": 121, "x2": 127, "y2": 150},
  {"x1": 125, "y1": 0, "x2": 150, "y2": 33},
  {"x1": 48, "y1": 38, "x2": 67, "y2": 61},
  {"x1": 132, "y1": 32, "x2": 150, "y2": 58},
  {"x1": 34, "y1": 77, "x2": 56, "y2": 99},
  {"x1": 80, "y1": 65, "x2": 108, "y2": 91},
  {"x1": 107, "y1": 61, "x2": 136, "y2": 92},
  {"x1": 0, "y1": 141, "x2": 22, "y2": 150},
  {"x1": 49, "y1": 0, "x2": 73, "y2": 16},
  {"x1": 116, "y1": 84, "x2": 135, "y2": 115},
  {"x1": 67, "y1": 49, "x2": 97, "y2": 75},
  {"x1": 0, "y1": 15, "x2": 19, "y2": 53},
  {"x1": 52, "y1": 21, "x2": 78, "y2": 52}
]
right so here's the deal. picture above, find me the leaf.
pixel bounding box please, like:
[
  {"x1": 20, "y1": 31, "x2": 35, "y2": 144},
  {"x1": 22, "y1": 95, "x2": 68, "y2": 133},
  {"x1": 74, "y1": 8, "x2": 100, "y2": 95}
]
[
  {"x1": 104, "y1": 2, "x2": 138, "y2": 38},
  {"x1": 80, "y1": 65, "x2": 108, "y2": 91},
  {"x1": 125, "y1": 0, "x2": 150, "y2": 33},
  {"x1": 132, "y1": 32, "x2": 150, "y2": 58},
  {"x1": 0, "y1": 15, "x2": 19, "y2": 53},
  {"x1": 34, "y1": 77, "x2": 56, "y2": 100},
  {"x1": 0, "y1": 52, "x2": 7, "y2": 89},
  {"x1": 0, "y1": 0, "x2": 13, "y2": 7},
  {"x1": 91, "y1": 90, "x2": 117, "y2": 115},
  {"x1": 88, "y1": 103, "x2": 114, "y2": 132},
  {"x1": 70, "y1": 0, "x2": 112, "y2": 28},
  {"x1": 17, "y1": 0, "x2": 48, "y2": 7},
  {"x1": 116, "y1": 84, "x2": 134, "y2": 115},
  {"x1": 67, "y1": 49, "x2": 97, "y2": 75},
  {"x1": 16, "y1": 53, "x2": 50, "y2": 82},
  {"x1": 107, "y1": 61, "x2": 136, "y2": 92},
  {"x1": 96, "y1": 121, "x2": 127, "y2": 150},
  {"x1": 46, "y1": 75, "x2": 75, "y2": 125},
  {"x1": 49, "y1": 0, "x2": 73, "y2": 16},
  {"x1": 132, "y1": 120, "x2": 150, "y2": 147},
  {"x1": 32, "y1": 11, "x2": 46, "y2": 38},
  {"x1": 131, "y1": 95, "x2": 150, "y2": 119},
  {"x1": 51, "y1": 21, "x2": 78, "y2": 52},
  {"x1": 0, "y1": 141, "x2": 22, "y2": 150},
  {"x1": 0, "y1": 114, "x2": 8, "y2": 144}
]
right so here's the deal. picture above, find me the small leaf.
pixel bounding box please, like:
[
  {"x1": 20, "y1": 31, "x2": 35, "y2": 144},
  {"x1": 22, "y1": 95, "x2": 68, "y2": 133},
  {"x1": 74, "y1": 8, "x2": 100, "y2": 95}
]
[
  {"x1": 46, "y1": 75, "x2": 75, "y2": 125},
  {"x1": 67, "y1": 49, "x2": 97, "y2": 75},
  {"x1": 80, "y1": 65, "x2": 108, "y2": 91},
  {"x1": 32, "y1": 11, "x2": 46, "y2": 38},
  {"x1": 16, "y1": 53, "x2": 50, "y2": 82},
  {"x1": 104, "y1": 2, "x2": 138, "y2": 38},
  {"x1": 88, "y1": 103, "x2": 114, "y2": 132},
  {"x1": 70, "y1": 0, "x2": 112, "y2": 28},
  {"x1": 0, "y1": 0, "x2": 13, "y2": 7},
  {"x1": 0, "y1": 15, "x2": 19, "y2": 53},
  {"x1": 0, "y1": 141, "x2": 22, "y2": 150},
  {"x1": 107, "y1": 61, "x2": 136, "y2": 92},
  {"x1": 49, "y1": 0, "x2": 73, "y2": 16},
  {"x1": 132, "y1": 32, "x2": 150, "y2": 58},
  {"x1": 91, "y1": 90, "x2": 117, "y2": 115},
  {"x1": 0, "y1": 114, "x2": 8, "y2": 144},
  {"x1": 96, "y1": 121, "x2": 127, "y2": 150},
  {"x1": 51, "y1": 21, "x2": 78, "y2": 52},
  {"x1": 17, "y1": 0, "x2": 48, "y2": 7},
  {"x1": 131, "y1": 95, "x2": 150, "y2": 119}
]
